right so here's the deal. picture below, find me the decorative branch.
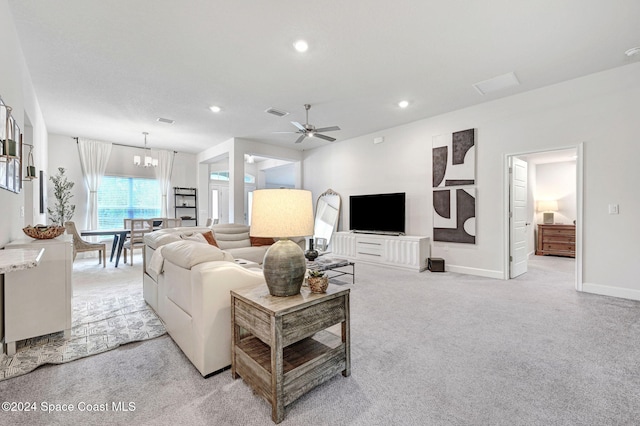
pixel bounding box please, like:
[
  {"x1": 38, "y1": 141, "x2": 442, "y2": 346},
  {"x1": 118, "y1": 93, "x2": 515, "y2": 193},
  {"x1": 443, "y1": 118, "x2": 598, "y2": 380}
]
[{"x1": 47, "y1": 167, "x2": 76, "y2": 226}]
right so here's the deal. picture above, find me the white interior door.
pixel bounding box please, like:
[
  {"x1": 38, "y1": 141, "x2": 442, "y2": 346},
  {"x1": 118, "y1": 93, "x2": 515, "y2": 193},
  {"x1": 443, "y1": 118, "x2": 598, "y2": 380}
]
[{"x1": 510, "y1": 157, "x2": 528, "y2": 278}]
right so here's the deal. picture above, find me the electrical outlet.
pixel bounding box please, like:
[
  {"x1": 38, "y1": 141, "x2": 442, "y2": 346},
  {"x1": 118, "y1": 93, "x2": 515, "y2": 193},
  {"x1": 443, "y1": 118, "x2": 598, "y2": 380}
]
[{"x1": 20, "y1": 206, "x2": 24, "y2": 217}]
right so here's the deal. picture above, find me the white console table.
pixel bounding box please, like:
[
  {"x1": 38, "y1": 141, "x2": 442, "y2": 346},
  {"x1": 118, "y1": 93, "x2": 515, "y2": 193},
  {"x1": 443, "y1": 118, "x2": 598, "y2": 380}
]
[
  {"x1": 3, "y1": 235, "x2": 73, "y2": 356},
  {"x1": 332, "y1": 231, "x2": 430, "y2": 272}
]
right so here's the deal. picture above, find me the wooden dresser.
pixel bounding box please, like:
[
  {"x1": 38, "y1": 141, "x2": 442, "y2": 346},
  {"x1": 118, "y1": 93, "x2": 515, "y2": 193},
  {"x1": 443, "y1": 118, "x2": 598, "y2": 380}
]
[{"x1": 536, "y1": 224, "x2": 576, "y2": 258}]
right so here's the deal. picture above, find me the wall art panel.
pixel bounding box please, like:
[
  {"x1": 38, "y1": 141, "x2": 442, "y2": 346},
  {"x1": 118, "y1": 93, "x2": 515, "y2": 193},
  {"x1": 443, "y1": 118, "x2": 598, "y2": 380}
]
[
  {"x1": 433, "y1": 188, "x2": 476, "y2": 244},
  {"x1": 432, "y1": 128, "x2": 475, "y2": 187}
]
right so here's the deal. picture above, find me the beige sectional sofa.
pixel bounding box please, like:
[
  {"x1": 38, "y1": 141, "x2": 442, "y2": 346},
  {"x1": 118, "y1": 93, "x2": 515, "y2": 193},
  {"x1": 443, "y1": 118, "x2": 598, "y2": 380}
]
[
  {"x1": 147, "y1": 239, "x2": 265, "y2": 376},
  {"x1": 141, "y1": 223, "x2": 283, "y2": 376},
  {"x1": 142, "y1": 224, "x2": 270, "y2": 312}
]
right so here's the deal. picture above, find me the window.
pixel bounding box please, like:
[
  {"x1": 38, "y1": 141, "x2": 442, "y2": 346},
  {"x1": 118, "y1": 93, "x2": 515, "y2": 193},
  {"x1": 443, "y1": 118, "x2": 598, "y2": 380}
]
[
  {"x1": 97, "y1": 176, "x2": 160, "y2": 229},
  {"x1": 210, "y1": 171, "x2": 255, "y2": 184}
]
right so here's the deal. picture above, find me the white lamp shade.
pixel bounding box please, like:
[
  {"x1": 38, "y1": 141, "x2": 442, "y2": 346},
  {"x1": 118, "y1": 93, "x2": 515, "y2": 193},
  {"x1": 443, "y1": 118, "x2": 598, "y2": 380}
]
[
  {"x1": 133, "y1": 155, "x2": 141, "y2": 165},
  {"x1": 250, "y1": 189, "x2": 314, "y2": 238},
  {"x1": 537, "y1": 200, "x2": 558, "y2": 212}
]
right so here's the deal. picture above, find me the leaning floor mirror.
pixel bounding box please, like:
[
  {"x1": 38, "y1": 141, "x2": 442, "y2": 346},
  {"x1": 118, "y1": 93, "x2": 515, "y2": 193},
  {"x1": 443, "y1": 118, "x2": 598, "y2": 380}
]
[{"x1": 313, "y1": 188, "x2": 341, "y2": 252}]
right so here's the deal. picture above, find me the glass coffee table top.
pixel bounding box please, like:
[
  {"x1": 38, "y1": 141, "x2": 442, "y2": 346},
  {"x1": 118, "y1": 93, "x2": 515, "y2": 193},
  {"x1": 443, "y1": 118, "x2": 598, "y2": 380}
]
[{"x1": 306, "y1": 257, "x2": 355, "y2": 284}]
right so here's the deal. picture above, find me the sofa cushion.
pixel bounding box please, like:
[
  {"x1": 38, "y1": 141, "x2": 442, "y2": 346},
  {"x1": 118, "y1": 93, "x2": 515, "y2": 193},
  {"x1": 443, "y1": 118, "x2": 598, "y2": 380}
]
[
  {"x1": 144, "y1": 232, "x2": 182, "y2": 250},
  {"x1": 180, "y1": 232, "x2": 208, "y2": 244},
  {"x1": 226, "y1": 246, "x2": 269, "y2": 265},
  {"x1": 211, "y1": 223, "x2": 252, "y2": 250},
  {"x1": 162, "y1": 240, "x2": 232, "y2": 269}
]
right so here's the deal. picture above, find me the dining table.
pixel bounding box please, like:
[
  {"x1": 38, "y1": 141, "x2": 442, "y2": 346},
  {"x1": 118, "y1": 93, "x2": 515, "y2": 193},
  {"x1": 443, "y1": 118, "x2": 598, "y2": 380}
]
[
  {"x1": 81, "y1": 221, "x2": 163, "y2": 267},
  {"x1": 80, "y1": 228, "x2": 130, "y2": 267}
]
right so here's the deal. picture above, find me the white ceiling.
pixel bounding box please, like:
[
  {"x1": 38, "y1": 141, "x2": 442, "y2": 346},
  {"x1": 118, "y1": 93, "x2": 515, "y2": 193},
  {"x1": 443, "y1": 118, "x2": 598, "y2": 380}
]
[{"x1": 7, "y1": 0, "x2": 640, "y2": 154}]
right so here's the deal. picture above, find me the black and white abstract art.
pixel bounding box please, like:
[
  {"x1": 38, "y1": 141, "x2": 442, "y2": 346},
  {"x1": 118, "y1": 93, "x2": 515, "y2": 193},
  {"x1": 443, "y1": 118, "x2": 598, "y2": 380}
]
[
  {"x1": 432, "y1": 128, "x2": 475, "y2": 188},
  {"x1": 433, "y1": 188, "x2": 476, "y2": 244}
]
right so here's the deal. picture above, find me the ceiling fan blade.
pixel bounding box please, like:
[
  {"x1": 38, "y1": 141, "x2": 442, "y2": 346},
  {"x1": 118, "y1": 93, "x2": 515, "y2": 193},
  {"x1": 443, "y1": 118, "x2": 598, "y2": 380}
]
[
  {"x1": 291, "y1": 121, "x2": 306, "y2": 131},
  {"x1": 314, "y1": 133, "x2": 336, "y2": 142},
  {"x1": 294, "y1": 134, "x2": 307, "y2": 144},
  {"x1": 314, "y1": 126, "x2": 340, "y2": 133},
  {"x1": 273, "y1": 131, "x2": 298, "y2": 134}
]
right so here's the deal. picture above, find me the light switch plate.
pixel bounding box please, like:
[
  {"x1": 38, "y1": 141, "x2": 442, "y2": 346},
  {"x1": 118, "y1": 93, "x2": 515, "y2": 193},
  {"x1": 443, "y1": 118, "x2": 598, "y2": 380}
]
[{"x1": 608, "y1": 204, "x2": 619, "y2": 214}]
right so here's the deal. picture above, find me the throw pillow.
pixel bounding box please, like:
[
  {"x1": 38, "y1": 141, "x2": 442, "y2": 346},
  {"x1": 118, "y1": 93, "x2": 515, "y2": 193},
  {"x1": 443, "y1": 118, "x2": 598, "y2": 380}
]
[
  {"x1": 250, "y1": 236, "x2": 275, "y2": 247},
  {"x1": 180, "y1": 233, "x2": 207, "y2": 244},
  {"x1": 201, "y1": 230, "x2": 219, "y2": 247}
]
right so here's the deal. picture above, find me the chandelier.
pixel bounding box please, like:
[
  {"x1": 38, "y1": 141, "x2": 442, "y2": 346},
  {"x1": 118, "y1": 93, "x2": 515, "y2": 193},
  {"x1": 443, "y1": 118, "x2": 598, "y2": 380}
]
[{"x1": 133, "y1": 132, "x2": 158, "y2": 167}]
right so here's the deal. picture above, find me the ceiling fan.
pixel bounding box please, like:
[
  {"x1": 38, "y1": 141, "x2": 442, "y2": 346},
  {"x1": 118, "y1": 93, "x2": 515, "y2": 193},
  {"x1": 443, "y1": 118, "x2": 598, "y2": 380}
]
[{"x1": 276, "y1": 104, "x2": 341, "y2": 144}]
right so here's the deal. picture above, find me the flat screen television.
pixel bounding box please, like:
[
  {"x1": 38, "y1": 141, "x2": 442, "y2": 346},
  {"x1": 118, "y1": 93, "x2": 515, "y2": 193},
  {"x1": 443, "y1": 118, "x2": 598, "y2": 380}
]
[{"x1": 349, "y1": 192, "x2": 405, "y2": 235}]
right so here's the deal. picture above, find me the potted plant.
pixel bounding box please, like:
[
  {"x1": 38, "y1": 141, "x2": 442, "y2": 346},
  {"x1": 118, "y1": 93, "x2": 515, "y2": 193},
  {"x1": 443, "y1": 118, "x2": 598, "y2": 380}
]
[
  {"x1": 47, "y1": 167, "x2": 76, "y2": 226},
  {"x1": 307, "y1": 270, "x2": 329, "y2": 293}
]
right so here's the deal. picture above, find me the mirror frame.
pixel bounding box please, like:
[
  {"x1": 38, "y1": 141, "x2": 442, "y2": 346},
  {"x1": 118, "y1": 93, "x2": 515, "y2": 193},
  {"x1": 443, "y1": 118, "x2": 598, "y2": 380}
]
[{"x1": 313, "y1": 188, "x2": 341, "y2": 250}]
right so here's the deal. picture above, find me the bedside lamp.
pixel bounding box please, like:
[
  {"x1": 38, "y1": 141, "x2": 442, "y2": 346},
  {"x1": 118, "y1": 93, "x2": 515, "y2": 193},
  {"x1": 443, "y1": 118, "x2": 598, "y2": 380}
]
[
  {"x1": 537, "y1": 200, "x2": 559, "y2": 224},
  {"x1": 250, "y1": 189, "x2": 314, "y2": 296}
]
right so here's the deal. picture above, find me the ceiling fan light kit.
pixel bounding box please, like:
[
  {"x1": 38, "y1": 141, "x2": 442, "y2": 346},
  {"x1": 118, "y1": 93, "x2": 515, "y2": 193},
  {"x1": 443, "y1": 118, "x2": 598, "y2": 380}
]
[{"x1": 278, "y1": 104, "x2": 341, "y2": 144}]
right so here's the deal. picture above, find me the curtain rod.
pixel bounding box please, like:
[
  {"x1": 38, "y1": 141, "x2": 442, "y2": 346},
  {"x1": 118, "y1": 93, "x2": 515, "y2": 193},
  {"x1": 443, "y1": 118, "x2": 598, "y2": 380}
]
[{"x1": 73, "y1": 137, "x2": 177, "y2": 153}]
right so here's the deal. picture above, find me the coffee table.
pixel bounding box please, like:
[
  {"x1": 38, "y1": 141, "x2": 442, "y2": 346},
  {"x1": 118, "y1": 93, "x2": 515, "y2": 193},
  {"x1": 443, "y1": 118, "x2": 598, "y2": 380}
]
[
  {"x1": 307, "y1": 257, "x2": 355, "y2": 284},
  {"x1": 231, "y1": 285, "x2": 351, "y2": 423}
]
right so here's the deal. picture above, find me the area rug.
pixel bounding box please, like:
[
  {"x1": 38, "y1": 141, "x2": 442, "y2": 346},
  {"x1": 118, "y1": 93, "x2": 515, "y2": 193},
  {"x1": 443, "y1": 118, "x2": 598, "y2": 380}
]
[{"x1": 0, "y1": 290, "x2": 166, "y2": 381}]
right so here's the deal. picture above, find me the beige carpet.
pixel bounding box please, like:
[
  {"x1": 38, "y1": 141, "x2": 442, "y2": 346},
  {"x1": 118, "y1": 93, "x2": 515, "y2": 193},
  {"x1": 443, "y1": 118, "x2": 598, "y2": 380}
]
[{"x1": 0, "y1": 253, "x2": 165, "y2": 381}]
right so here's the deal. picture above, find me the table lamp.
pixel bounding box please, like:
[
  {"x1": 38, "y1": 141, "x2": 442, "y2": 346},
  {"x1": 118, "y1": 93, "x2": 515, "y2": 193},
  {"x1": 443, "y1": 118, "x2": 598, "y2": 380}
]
[
  {"x1": 537, "y1": 200, "x2": 558, "y2": 224},
  {"x1": 250, "y1": 189, "x2": 314, "y2": 296}
]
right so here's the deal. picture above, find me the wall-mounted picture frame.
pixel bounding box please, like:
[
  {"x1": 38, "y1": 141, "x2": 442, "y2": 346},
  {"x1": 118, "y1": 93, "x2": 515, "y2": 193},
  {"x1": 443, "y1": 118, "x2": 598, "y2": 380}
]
[
  {"x1": 0, "y1": 101, "x2": 6, "y2": 155},
  {"x1": 0, "y1": 97, "x2": 23, "y2": 193},
  {"x1": 39, "y1": 169, "x2": 47, "y2": 213},
  {"x1": 7, "y1": 159, "x2": 15, "y2": 191},
  {"x1": 0, "y1": 160, "x2": 6, "y2": 189}
]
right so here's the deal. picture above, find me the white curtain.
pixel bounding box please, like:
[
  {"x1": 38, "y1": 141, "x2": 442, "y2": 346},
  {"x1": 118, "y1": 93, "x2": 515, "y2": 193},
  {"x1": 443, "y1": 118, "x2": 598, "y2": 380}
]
[
  {"x1": 154, "y1": 150, "x2": 174, "y2": 217},
  {"x1": 77, "y1": 138, "x2": 112, "y2": 229}
]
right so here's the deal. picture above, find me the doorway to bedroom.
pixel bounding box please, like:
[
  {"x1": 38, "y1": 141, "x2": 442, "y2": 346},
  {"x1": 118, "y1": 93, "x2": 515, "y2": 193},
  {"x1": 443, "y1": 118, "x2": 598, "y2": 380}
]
[{"x1": 506, "y1": 145, "x2": 582, "y2": 291}]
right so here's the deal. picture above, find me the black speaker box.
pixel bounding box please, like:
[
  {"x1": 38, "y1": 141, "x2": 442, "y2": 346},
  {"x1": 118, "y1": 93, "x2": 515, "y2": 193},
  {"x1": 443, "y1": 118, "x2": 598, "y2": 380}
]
[{"x1": 427, "y1": 257, "x2": 445, "y2": 272}]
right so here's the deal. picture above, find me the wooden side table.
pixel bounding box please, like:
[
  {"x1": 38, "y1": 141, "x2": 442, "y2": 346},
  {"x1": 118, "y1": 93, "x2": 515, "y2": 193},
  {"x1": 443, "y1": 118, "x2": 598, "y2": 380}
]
[
  {"x1": 536, "y1": 224, "x2": 576, "y2": 257},
  {"x1": 231, "y1": 285, "x2": 351, "y2": 423}
]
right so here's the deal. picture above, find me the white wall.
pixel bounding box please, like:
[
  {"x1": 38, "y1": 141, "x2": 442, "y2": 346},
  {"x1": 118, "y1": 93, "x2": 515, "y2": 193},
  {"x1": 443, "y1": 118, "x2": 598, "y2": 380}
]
[
  {"x1": 197, "y1": 137, "x2": 302, "y2": 223},
  {"x1": 303, "y1": 63, "x2": 640, "y2": 299},
  {"x1": 0, "y1": 0, "x2": 49, "y2": 345},
  {"x1": 48, "y1": 133, "x2": 198, "y2": 230},
  {"x1": 535, "y1": 161, "x2": 576, "y2": 225},
  {"x1": 0, "y1": 0, "x2": 48, "y2": 246}
]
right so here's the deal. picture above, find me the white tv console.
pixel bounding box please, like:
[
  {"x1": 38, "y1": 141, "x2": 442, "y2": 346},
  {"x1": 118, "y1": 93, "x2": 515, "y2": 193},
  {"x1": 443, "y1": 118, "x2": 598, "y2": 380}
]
[{"x1": 331, "y1": 231, "x2": 430, "y2": 272}]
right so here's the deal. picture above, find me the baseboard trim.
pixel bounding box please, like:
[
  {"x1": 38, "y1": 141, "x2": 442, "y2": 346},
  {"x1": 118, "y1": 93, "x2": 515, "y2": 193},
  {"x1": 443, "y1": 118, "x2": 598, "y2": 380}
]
[
  {"x1": 446, "y1": 265, "x2": 503, "y2": 279},
  {"x1": 582, "y1": 282, "x2": 640, "y2": 302}
]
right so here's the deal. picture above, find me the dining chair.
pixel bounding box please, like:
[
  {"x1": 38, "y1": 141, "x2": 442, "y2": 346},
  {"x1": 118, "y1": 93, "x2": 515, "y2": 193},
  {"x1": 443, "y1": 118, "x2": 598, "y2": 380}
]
[
  {"x1": 64, "y1": 221, "x2": 107, "y2": 267},
  {"x1": 123, "y1": 218, "x2": 153, "y2": 265},
  {"x1": 148, "y1": 217, "x2": 182, "y2": 228},
  {"x1": 162, "y1": 218, "x2": 182, "y2": 228}
]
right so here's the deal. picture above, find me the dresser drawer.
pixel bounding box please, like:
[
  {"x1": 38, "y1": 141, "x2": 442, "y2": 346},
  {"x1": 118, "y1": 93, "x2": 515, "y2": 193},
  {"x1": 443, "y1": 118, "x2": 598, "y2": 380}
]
[
  {"x1": 543, "y1": 234, "x2": 574, "y2": 243},
  {"x1": 543, "y1": 228, "x2": 575, "y2": 238},
  {"x1": 542, "y1": 242, "x2": 575, "y2": 252}
]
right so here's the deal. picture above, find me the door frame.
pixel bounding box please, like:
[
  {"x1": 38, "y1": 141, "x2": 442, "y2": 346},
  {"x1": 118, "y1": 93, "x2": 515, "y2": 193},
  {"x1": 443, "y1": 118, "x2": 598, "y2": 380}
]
[{"x1": 503, "y1": 142, "x2": 583, "y2": 291}]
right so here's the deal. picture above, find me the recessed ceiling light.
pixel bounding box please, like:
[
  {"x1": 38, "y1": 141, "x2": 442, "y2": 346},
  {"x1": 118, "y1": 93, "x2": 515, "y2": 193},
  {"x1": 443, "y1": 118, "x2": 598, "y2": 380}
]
[
  {"x1": 625, "y1": 47, "x2": 640, "y2": 57},
  {"x1": 293, "y1": 40, "x2": 309, "y2": 52},
  {"x1": 398, "y1": 100, "x2": 409, "y2": 108},
  {"x1": 209, "y1": 105, "x2": 221, "y2": 113}
]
